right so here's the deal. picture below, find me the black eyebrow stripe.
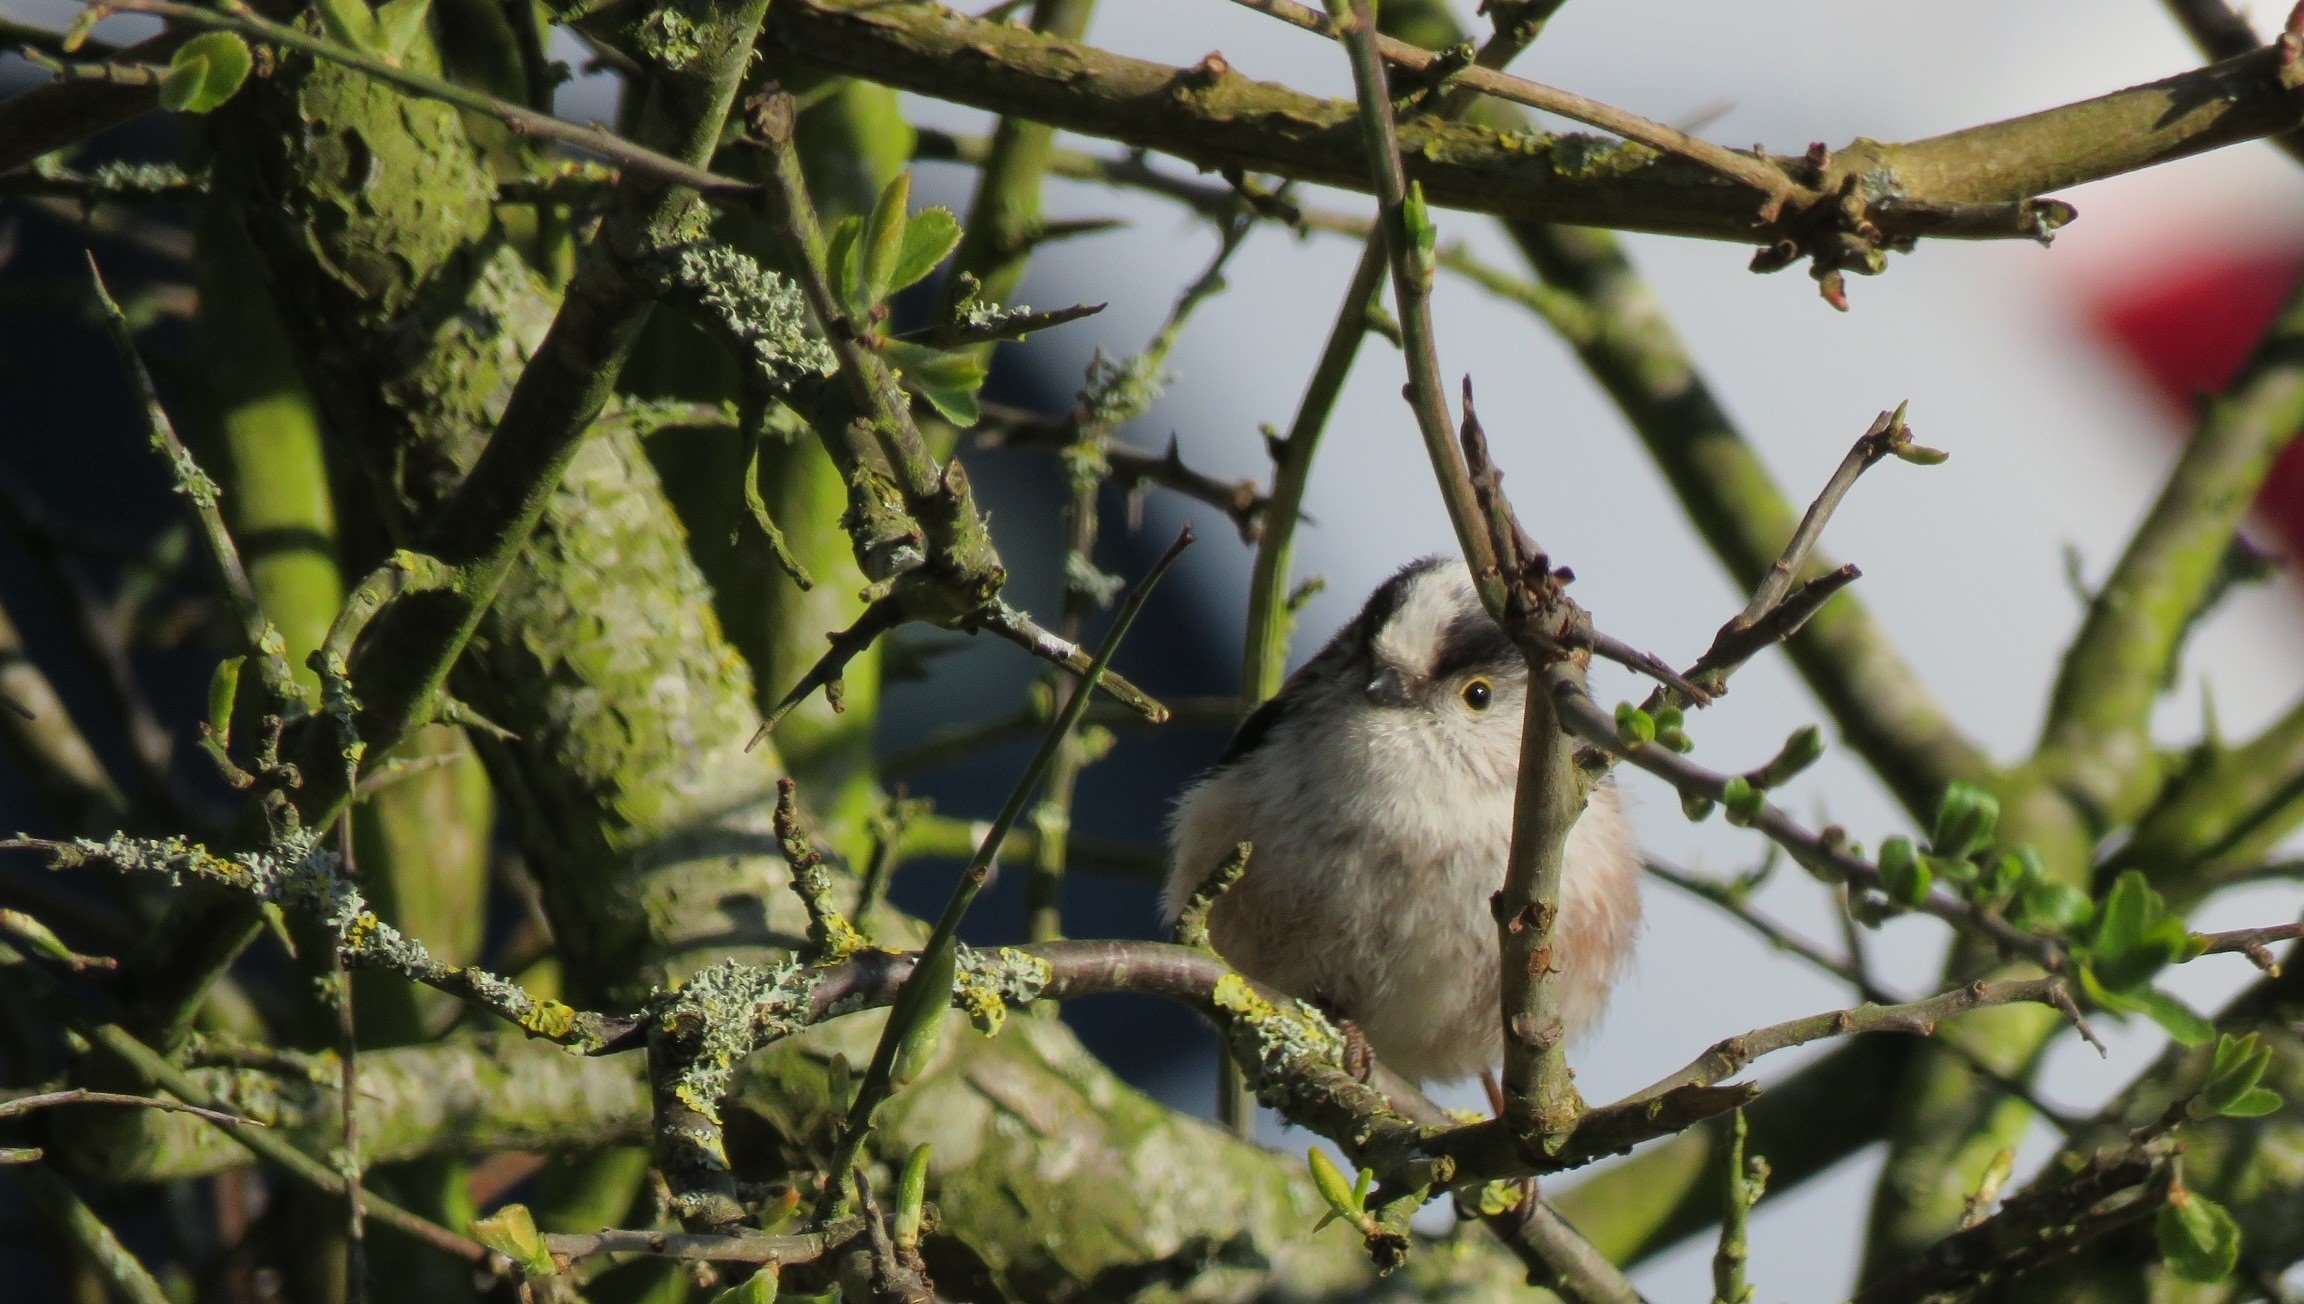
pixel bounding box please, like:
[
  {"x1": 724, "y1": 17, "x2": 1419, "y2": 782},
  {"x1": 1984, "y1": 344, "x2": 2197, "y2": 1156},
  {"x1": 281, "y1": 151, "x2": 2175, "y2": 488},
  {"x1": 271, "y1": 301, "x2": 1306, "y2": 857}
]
[{"x1": 1430, "y1": 611, "x2": 1517, "y2": 680}]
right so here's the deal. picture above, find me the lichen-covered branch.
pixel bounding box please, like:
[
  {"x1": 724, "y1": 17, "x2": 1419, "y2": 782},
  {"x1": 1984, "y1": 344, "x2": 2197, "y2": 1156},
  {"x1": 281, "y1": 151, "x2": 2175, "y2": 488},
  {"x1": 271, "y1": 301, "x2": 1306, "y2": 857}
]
[
  {"x1": 2035, "y1": 273, "x2": 2304, "y2": 821},
  {"x1": 5, "y1": 833, "x2": 624, "y2": 1050}
]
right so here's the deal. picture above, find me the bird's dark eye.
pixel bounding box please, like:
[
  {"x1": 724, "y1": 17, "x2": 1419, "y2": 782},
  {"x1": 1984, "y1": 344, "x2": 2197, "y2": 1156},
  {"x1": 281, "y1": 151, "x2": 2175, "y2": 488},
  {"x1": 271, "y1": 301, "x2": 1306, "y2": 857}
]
[{"x1": 1461, "y1": 678, "x2": 1493, "y2": 711}]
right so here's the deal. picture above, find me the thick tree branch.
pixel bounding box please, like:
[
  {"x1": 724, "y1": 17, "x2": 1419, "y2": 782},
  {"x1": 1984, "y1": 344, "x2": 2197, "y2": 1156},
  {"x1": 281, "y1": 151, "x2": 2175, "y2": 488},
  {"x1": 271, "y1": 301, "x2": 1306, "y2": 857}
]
[
  {"x1": 2034, "y1": 271, "x2": 2304, "y2": 822},
  {"x1": 764, "y1": 0, "x2": 2304, "y2": 251},
  {"x1": 2106, "y1": 691, "x2": 2304, "y2": 893}
]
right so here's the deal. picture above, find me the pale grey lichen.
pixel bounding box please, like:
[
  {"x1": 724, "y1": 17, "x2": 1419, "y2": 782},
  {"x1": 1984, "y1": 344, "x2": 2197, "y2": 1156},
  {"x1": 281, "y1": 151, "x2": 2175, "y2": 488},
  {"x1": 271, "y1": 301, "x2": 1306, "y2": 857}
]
[
  {"x1": 159, "y1": 438, "x2": 223, "y2": 511},
  {"x1": 647, "y1": 243, "x2": 836, "y2": 395},
  {"x1": 958, "y1": 945, "x2": 1052, "y2": 1006},
  {"x1": 957, "y1": 297, "x2": 1036, "y2": 337},
  {"x1": 1210, "y1": 972, "x2": 1347, "y2": 1107},
  {"x1": 54, "y1": 831, "x2": 607, "y2": 1048},
  {"x1": 1078, "y1": 348, "x2": 1164, "y2": 433},
  {"x1": 651, "y1": 958, "x2": 820, "y2": 1123}
]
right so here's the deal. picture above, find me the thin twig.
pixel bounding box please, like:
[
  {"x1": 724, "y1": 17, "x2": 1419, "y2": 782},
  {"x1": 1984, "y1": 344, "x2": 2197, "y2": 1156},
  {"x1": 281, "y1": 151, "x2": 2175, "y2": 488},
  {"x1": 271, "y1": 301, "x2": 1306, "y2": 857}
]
[
  {"x1": 2192, "y1": 921, "x2": 2302, "y2": 973},
  {"x1": 977, "y1": 408, "x2": 1269, "y2": 542},
  {"x1": 1850, "y1": 1136, "x2": 2177, "y2": 1302},
  {"x1": 1710, "y1": 1110, "x2": 1766, "y2": 1304},
  {"x1": 1227, "y1": 0, "x2": 1805, "y2": 211},
  {"x1": 1553, "y1": 682, "x2": 2066, "y2": 966},
  {"x1": 542, "y1": 1222, "x2": 854, "y2": 1267},
  {"x1": 333, "y1": 818, "x2": 368, "y2": 1302},
  {"x1": 18, "y1": 1165, "x2": 171, "y2": 1304},
  {"x1": 969, "y1": 601, "x2": 1170, "y2": 723},
  {"x1": 1646, "y1": 860, "x2": 1892, "y2": 1001},
  {"x1": 85, "y1": 254, "x2": 302, "y2": 712},
  {"x1": 1732, "y1": 405, "x2": 1929, "y2": 631},
  {"x1": 1645, "y1": 860, "x2": 2093, "y2": 1134},
  {"x1": 0, "y1": 1087, "x2": 266, "y2": 1128},
  {"x1": 1595, "y1": 978, "x2": 2095, "y2": 1118},
  {"x1": 1335, "y1": 0, "x2": 1590, "y2": 1145},
  {"x1": 113, "y1": 0, "x2": 768, "y2": 207},
  {"x1": 818, "y1": 528, "x2": 1192, "y2": 1215}
]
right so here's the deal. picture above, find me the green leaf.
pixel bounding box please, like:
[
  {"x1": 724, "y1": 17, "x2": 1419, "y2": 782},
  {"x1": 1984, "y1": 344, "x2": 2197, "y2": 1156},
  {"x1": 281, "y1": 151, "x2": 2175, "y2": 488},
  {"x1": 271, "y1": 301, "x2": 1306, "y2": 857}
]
[
  {"x1": 2157, "y1": 1189, "x2": 2241, "y2": 1283},
  {"x1": 470, "y1": 1204, "x2": 556, "y2": 1278},
  {"x1": 2129, "y1": 988, "x2": 2215, "y2": 1047},
  {"x1": 159, "y1": 34, "x2": 252, "y2": 114},
  {"x1": 1401, "y1": 180, "x2": 1437, "y2": 283},
  {"x1": 710, "y1": 1268, "x2": 781, "y2": 1303},
  {"x1": 1755, "y1": 724, "x2": 1823, "y2": 786},
  {"x1": 313, "y1": 0, "x2": 381, "y2": 51},
  {"x1": 889, "y1": 207, "x2": 961, "y2": 295},
  {"x1": 2014, "y1": 880, "x2": 2093, "y2": 934},
  {"x1": 883, "y1": 340, "x2": 987, "y2": 427},
  {"x1": 2201, "y1": 1035, "x2": 2274, "y2": 1116},
  {"x1": 892, "y1": 1143, "x2": 931, "y2": 1251},
  {"x1": 2220, "y1": 1087, "x2": 2284, "y2": 1117},
  {"x1": 857, "y1": 172, "x2": 913, "y2": 315},
  {"x1": 1614, "y1": 703, "x2": 1656, "y2": 745},
  {"x1": 373, "y1": 0, "x2": 434, "y2": 61},
  {"x1": 1879, "y1": 836, "x2": 1930, "y2": 908},
  {"x1": 1306, "y1": 1148, "x2": 1366, "y2": 1232},
  {"x1": 1929, "y1": 780, "x2": 1998, "y2": 859},
  {"x1": 824, "y1": 217, "x2": 864, "y2": 317},
  {"x1": 1680, "y1": 792, "x2": 1715, "y2": 823},
  {"x1": 890, "y1": 941, "x2": 955, "y2": 1088},
  {"x1": 2089, "y1": 870, "x2": 2186, "y2": 991},
  {"x1": 1474, "y1": 1179, "x2": 1525, "y2": 1216},
  {"x1": 259, "y1": 901, "x2": 298, "y2": 960},
  {"x1": 1720, "y1": 776, "x2": 1762, "y2": 827},
  {"x1": 206, "y1": 655, "x2": 245, "y2": 745}
]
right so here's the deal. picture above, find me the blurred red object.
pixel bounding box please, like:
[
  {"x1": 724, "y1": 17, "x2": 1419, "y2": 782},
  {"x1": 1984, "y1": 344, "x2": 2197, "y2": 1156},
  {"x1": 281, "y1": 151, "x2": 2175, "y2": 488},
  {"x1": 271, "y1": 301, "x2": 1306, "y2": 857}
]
[{"x1": 2090, "y1": 251, "x2": 2304, "y2": 565}]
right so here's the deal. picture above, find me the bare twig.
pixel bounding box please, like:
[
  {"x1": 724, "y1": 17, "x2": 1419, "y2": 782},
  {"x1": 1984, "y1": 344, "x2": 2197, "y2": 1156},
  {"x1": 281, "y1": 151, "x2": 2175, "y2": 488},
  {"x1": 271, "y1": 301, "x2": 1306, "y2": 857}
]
[
  {"x1": 968, "y1": 601, "x2": 1169, "y2": 723},
  {"x1": 0, "y1": 1087, "x2": 266, "y2": 1129},
  {"x1": 1227, "y1": 0, "x2": 1804, "y2": 210},
  {"x1": 978, "y1": 409, "x2": 1270, "y2": 542},
  {"x1": 1646, "y1": 860, "x2": 1892, "y2": 1002},
  {"x1": 112, "y1": 0, "x2": 768, "y2": 207},
  {"x1": 18, "y1": 1165, "x2": 172, "y2": 1304},
  {"x1": 86, "y1": 255, "x2": 302, "y2": 714},
  {"x1": 1731, "y1": 405, "x2": 1931, "y2": 632},
  {"x1": 1645, "y1": 861, "x2": 2092, "y2": 1134},
  {"x1": 751, "y1": 598, "x2": 905, "y2": 743},
  {"x1": 818, "y1": 528, "x2": 1192, "y2": 1215},
  {"x1": 1615, "y1": 976, "x2": 2090, "y2": 1112},
  {"x1": 1710, "y1": 1110, "x2": 1767, "y2": 1304},
  {"x1": 2191, "y1": 921, "x2": 2302, "y2": 973}
]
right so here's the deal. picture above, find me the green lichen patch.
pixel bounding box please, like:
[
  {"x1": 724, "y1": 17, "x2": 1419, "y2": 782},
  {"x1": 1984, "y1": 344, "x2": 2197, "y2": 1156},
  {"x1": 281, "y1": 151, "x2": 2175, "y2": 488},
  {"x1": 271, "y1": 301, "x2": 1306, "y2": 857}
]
[{"x1": 1544, "y1": 134, "x2": 1663, "y2": 180}]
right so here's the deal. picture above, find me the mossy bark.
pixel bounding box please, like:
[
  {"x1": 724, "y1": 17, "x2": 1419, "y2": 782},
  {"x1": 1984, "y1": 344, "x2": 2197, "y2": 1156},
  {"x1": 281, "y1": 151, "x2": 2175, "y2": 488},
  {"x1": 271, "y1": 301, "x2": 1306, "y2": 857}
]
[{"x1": 193, "y1": 24, "x2": 1527, "y2": 1298}]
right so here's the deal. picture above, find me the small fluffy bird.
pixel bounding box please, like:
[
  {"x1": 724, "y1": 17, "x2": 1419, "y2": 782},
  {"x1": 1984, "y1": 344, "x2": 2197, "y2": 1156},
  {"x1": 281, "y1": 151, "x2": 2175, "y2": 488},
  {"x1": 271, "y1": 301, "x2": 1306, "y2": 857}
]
[{"x1": 1164, "y1": 557, "x2": 1642, "y2": 1083}]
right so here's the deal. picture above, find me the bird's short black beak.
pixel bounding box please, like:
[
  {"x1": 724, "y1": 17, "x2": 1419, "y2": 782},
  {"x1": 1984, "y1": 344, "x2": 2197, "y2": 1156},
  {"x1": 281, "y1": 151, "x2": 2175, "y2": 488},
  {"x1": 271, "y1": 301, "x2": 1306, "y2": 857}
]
[{"x1": 1364, "y1": 666, "x2": 1413, "y2": 708}]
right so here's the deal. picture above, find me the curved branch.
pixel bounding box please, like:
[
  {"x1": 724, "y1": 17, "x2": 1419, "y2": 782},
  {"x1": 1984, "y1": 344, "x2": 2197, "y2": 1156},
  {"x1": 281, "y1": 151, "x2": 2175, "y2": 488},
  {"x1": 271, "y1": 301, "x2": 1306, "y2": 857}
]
[
  {"x1": 764, "y1": 0, "x2": 2304, "y2": 247},
  {"x1": 2035, "y1": 268, "x2": 2304, "y2": 820}
]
